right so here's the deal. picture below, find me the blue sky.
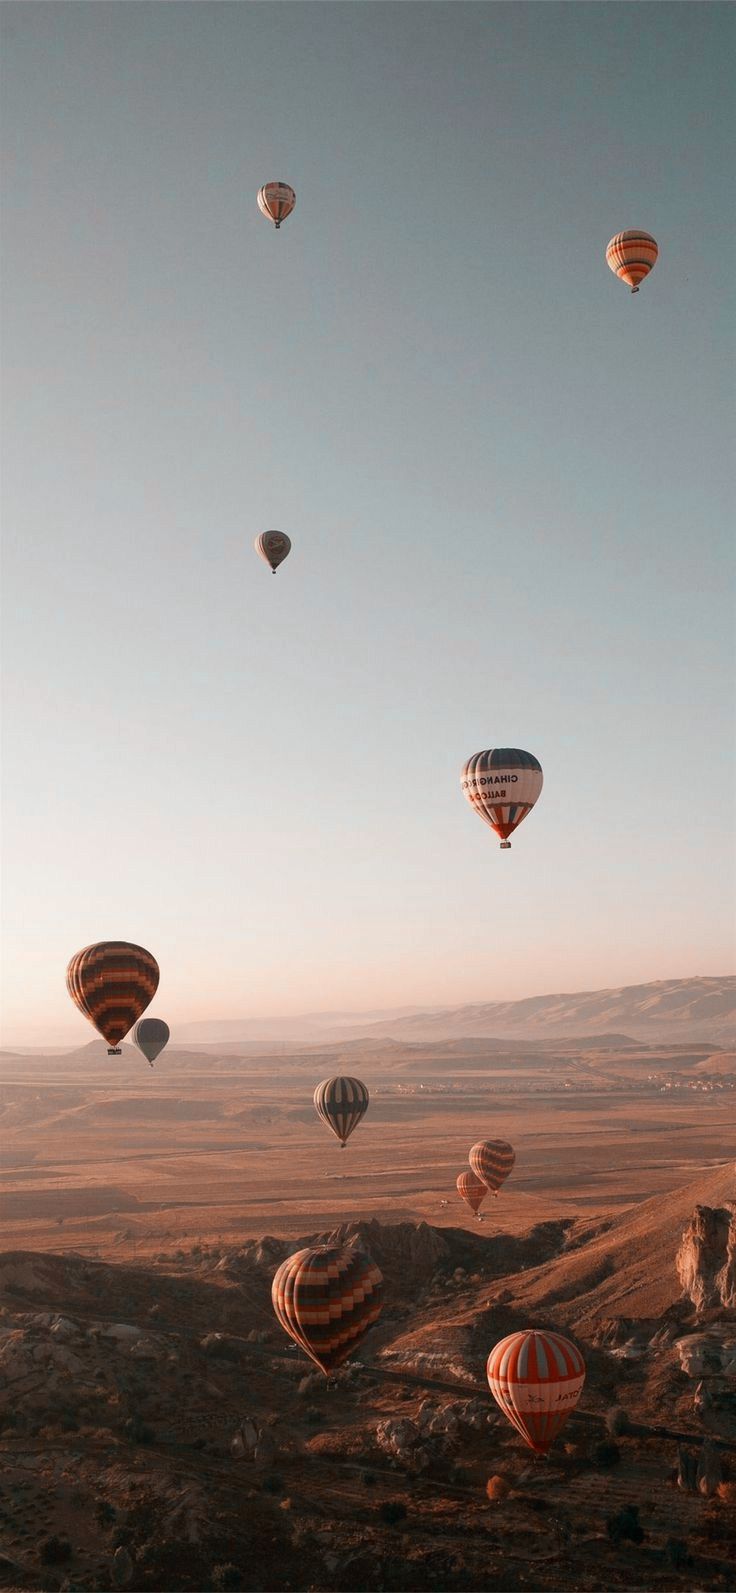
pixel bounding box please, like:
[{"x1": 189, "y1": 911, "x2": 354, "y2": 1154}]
[{"x1": 1, "y1": 3, "x2": 733, "y2": 1042}]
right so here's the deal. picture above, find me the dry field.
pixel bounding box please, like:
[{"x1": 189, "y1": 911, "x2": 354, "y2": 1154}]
[{"x1": 1, "y1": 1037, "x2": 733, "y2": 1262}]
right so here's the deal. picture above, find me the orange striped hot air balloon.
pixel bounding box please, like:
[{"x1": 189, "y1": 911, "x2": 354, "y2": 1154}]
[
  {"x1": 257, "y1": 182, "x2": 296, "y2": 230},
  {"x1": 469, "y1": 1139, "x2": 515, "y2": 1195},
  {"x1": 461, "y1": 749, "x2": 542, "y2": 849},
  {"x1": 66, "y1": 942, "x2": 159, "y2": 1054},
  {"x1": 606, "y1": 230, "x2": 658, "y2": 293},
  {"x1": 271, "y1": 1245, "x2": 383, "y2": 1373},
  {"x1": 457, "y1": 1170, "x2": 488, "y2": 1219},
  {"x1": 487, "y1": 1329, "x2": 586, "y2": 1454}
]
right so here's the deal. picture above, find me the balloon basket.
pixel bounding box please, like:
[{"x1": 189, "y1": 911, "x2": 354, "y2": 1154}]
[
  {"x1": 108, "y1": 1048, "x2": 122, "y2": 1056},
  {"x1": 500, "y1": 841, "x2": 511, "y2": 850}
]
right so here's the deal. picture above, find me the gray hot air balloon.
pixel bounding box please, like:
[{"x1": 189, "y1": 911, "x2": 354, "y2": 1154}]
[
  {"x1": 132, "y1": 1017, "x2": 170, "y2": 1068},
  {"x1": 255, "y1": 530, "x2": 291, "y2": 574}
]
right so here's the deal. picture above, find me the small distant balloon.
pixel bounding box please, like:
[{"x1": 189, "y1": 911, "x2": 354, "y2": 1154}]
[
  {"x1": 271, "y1": 1244, "x2": 383, "y2": 1372},
  {"x1": 314, "y1": 1076, "x2": 369, "y2": 1147},
  {"x1": 606, "y1": 230, "x2": 658, "y2": 293},
  {"x1": 257, "y1": 183, "x2": 296, "y2": 229},
  {"x1": 461, "y1": 748, "x2": 542, "y2": 849},
  {"x1": 133, "y1": 1017, "x2": 170, "y2": 1068},
  {"x1": 487, "y1": 1329, "x2": 586, "y2": 1454},
  {"x1": 66, "y1": 942, "x2": 159, "y2": 1055},
  {"x1": 469, "y1": 1139, "x2": 515, "y2": 1194},
  {"x1": 255, "y1": 530, "x2": 291, "y2": 573},
  {"x1": 457, "y1": 1170, "x2": 488, "y2": 1219}
]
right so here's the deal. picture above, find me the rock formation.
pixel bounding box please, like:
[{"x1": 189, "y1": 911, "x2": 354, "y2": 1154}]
[{"x1": 675, "y1": 1203, "x2": 736, "y2": 1313}]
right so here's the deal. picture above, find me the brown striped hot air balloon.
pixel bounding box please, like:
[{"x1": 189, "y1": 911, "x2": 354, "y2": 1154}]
[
  {"x1": 271, "y1": 1245, "x2": 383, "y2": 1374},
  {"x1": 456, "y1": 1170, "x2": 488, "y2": 1220},
  {"x1": 469, "y1": 1139, "x2": 516, "y2": 1195},
  {"x1": 605, "y1": 229, "x2": 658, "y2": 293},
  {"x1": 255, "y1": 530, "x2": 292, "y2": 574},
  {"x1": 66, "y1": 942, "x2": 159, "y2": 1055},
  {"x1": 487, "y1": 1329, "x2": 586, "y2": 1454},
  {"x1": 461, "y1": 749, "x2": 543, "y2": 850},
  {"x1": 314, "y1": 1075, "x2": 369, "y2": 1148},
  {"x1": 257, "y1": 182, "x2": 296, "y2": 230}
]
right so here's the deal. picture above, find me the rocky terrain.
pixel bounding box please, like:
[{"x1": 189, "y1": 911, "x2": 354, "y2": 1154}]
[{"x1": 1, "y1": 1174, "x2": 735, "y2": 1592}]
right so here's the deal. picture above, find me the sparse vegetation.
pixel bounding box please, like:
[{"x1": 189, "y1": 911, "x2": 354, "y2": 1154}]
[
  {"x1": 40, "y1": 1535, "x2": 73, "y2": 1565},
  {"x1": 379, "y1": 1501, "x2": 408, "y2": 1525},
  {"x1": 211, "y1": 1565, "x2": 243, "y2": 1591},
  {"x1": 262, "y1": 1472, "x2": 285, "y2": 1495},
  {"x1": 606, "y1": 1505, "x2": 645, "y2": 1545},
  {"x1": 605, "y1": 1405, "x2": 631, "y2": 1436},
  {"x1": 664, "y1": 1538, "x2": 691, "y2": 1570}
]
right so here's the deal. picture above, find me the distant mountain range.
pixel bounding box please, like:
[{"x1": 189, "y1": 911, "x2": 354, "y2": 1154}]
[{"x1": 176, "y1": 976, "x2": 735, "y2": 1046}]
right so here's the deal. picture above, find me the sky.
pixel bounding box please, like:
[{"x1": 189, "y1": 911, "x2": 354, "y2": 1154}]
[{"x1": 1, "y1": 2, "x2": 734, "y2": 1045}]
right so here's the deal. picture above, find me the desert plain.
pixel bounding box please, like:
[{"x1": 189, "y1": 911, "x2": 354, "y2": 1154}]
[{"x1": 1, "y1": 981, "x2": 735, "y2": 1591}]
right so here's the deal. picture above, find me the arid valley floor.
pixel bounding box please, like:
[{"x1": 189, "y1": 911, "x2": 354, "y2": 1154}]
[{"x1": 1, "y1": 1020, "x2": 735, "y2": 1590}]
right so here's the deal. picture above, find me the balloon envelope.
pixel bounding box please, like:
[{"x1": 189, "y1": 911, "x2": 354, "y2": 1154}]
[
  {"x1": 133, "y1": 1017, "x2": 170, "y2": 1065},
  {"x1": 457, "y1": 1170, "x2": 488, "y2": 1215},
  {"x1": 314, "y1": 1076, "x2": 369, "y2": 1147},
  {"x1": 461, "y1": 749, "x2": 542, "y2": 848},
  {"x1": 271, "y1": 1244, "x2": 383, "y2": 1372},
  {"x1": 468, "y1": 1139, "x2": 515, "y2": 1194},
  {"x1": 257, "y1": 182, "x2": 296, "y2": 229},
  {"x1": 66, "y1": 942, "x2": 159, "y2": 1052},
  {"x1": 606, "y1": 230, "x2": 658, "y2": 292},
  {"x1": 255, "y1": 530, "x2": 292, "y2": 573},
  {"x1": 487, "y1": 1329, "x2": 586, "y2": 1454}
]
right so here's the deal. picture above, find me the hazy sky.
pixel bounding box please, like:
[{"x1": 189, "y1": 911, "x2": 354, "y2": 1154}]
[{"x1": 1, "y1": 2, "x2": 734, "y2": 1044}]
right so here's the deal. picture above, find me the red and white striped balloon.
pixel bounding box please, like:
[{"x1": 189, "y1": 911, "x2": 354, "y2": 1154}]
[{"x1": 487, "y1": 1329, "x2": 586, "y2": 1454}]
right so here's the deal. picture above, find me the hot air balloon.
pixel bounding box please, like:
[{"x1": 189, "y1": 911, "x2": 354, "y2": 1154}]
[
  {"x1": 255, "y1": 530, "x2": 291, "y2": 574},
  {"x1": 271, "y1": 1244, "x2": 383, "y2": 1372},
  {"x1": 257, "y1": 182, "x2": 296, "y2": 229},
  {"x1": 469, "y1": 1139, "x2": 515, "y2": 1195},
  {"x1": 66, "y1": 942, "x2": 159, "y2": 1055},
  {"x1": 487, "y1": 1329, "x2": 586, "y2": 1454},
  {"x1": 461, "y1": 748, "x2": 542, "y2": 849},
  {"x1": 314, "y1": 1076, "x2": 369, "y2": 1148},
  {"x1": 457, "y1": 1170, "x2": 488, "y2": 1219},
  {"x1": 606, "y1": 230, "x2": 658, "y2": 293},
  {"x1": 133, "y1": 1017, "x2": 170, "y2": 1068}
]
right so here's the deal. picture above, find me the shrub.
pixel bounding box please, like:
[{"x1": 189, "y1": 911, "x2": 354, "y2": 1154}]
[
  {"x1": 40, "y1": 1536, "x2": 73, "y2": 1564},
  {"x1": 664, "y1": 1538, "x2": 691, "y2": 1570},
  {"x1": 362, "y1": 1471, "x2": 377, "y2": 1487},
  {"x1": 606, "y1": 1505, "x2": 644, "y2": 1545},
  {"x1": 605, "y1": 1406, "x2": 631, "y2": 1437},
  {"x1": 593, "y1": 1440, "x2": 621, "y2": 1469},
  {"x1": 262, "y1": 1473, "x2": 284, "y2": 1495},
  {"x1": 124, "y1": 1415, "x2": 154, "y2": 1445},
  {"x1": 379, "y1": 1501, "x2": 407, "y2": 1525},
  {"x1": 211, "y1": 1565, "x2": 243, "y2": 1591}
]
